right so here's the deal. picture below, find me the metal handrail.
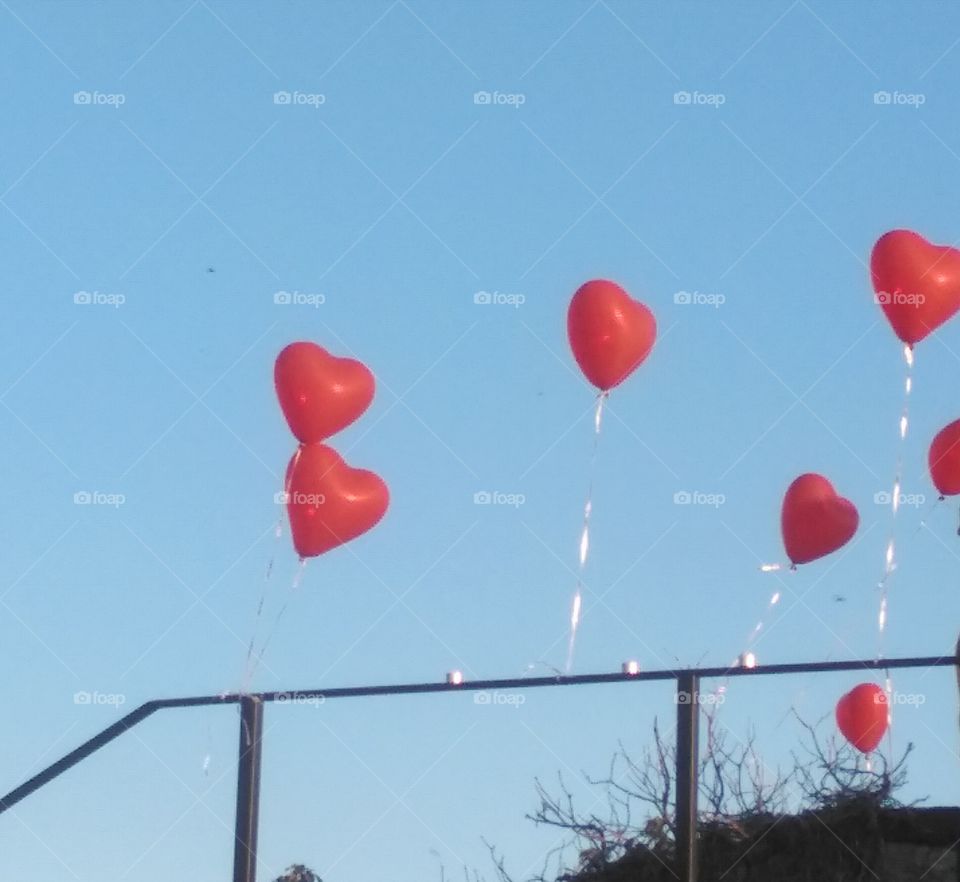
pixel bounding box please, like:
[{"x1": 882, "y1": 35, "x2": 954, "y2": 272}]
[{"x1": 2, "y1": 652, "x2": 957, "y2": 882}]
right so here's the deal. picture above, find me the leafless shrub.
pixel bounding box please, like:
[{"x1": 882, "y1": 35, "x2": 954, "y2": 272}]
[{"x1": 483, "y1": 705, "x2": 914, "y2": 881}]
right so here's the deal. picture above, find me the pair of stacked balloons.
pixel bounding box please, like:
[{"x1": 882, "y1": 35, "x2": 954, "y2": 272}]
[{"x1": 274, "y1": 343, "x2": 389, "y2": 559}]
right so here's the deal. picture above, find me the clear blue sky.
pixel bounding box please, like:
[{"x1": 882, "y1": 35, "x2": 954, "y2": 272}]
[{"x1": 2, "y1": 2, "x2": 960, "y2": 879}]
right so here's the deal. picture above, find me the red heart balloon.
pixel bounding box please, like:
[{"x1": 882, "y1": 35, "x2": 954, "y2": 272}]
[
  {"x1": 286, "y1": 443, "x2": 389, "y2": 559},
  {"x1": 567, "y1": 279, "x2": 656, "y2": 391},
  {"x1": 929, "y1": 418, "x2": 960, "y2": 496},
  {"x1": 836, "y1": 683, "x2": 888, "y2": 754},
  {"x1": 871, "y1": 230, "x2": 960, "y2": 345},
  {"x1": 275, "y1": 342, "x2": 374, "y2": 443},
  {"x1": 781, "y1": 473, "x2": 859, "y2": 566}
]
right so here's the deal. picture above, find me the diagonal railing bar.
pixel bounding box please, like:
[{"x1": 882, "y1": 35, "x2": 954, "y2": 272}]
[
  {"x1": 1, "y1": 651, "x2": 957, "y2": 882},
  {"x1": 0, "y1": 701, "x2": 161, "y2": 814}
]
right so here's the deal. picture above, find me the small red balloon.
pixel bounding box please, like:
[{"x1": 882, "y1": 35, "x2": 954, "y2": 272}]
[
  {"x1": 836, "y1": 683, "x2": 888, "y2": 754},
  {"x1": 275, "y1": 342, "x2": 374, "y2": 443},
  {"x1": 781, "y1": 473, "x2": 858, "y2": 566},
  {"x1": 871, "y1": 229, "x2": 960, "y2": 345},
  {"x1": 929, "y1": 419, "x2": 960, "y2": 496},
  {"x1": 286, "y1": 443, "x2": 389, "y2": 559},
  {"x1": 567, "y1": 279, "x2": 656, "y2": 391}
]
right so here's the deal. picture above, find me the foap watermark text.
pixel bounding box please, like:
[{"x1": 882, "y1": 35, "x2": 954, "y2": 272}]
[
  {"x1": 74, "y1": 91, "x2": 125, "y2": 107},
  {"x1": 674, "y1": 290, "x2": 725, "y2": 308},
  {"x1": 74, "y1": 290, "x2": 125, "y2": 308},
  {"x1": 474, "y1": 691, "x2": 525, "y2": 707},
  {"x1": 474, "y1": 490, "x2": 525, "y2": 508},
  {"x1": 473, "y1": 90, "x2": 525, "y2": 108},
  {"x1": 274, "y1": 90, "x2": 325, "y2": 108},
  {"x1": 874, "y1": 90, "x2": 925, "y2": 108},
  {"x1": 274, "y1": 290, "x2": 325, "y2": 307},
  {"x1": 74, "y1": 690, "x2": 126, "y2": 707},
  {"x1": 474, "y1": 290, "x2": 524, "y2": 308},
  {"x1": 74, "y1": 491, "x2": 125, "y2": 508},
  {"x1": 674, "y1": 90, "x2": 725, "y2": 108},
  {"x1": 674, "y1": 490, "x2": 725, "y2": 508}
]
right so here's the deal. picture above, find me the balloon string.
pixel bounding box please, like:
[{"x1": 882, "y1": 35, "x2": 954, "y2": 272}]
[
  {"x1": 241, "y1": 446, "x2": 302, "y2": 695},
  {"x1": 876, "y1": 345, "x2": 912, "y2": 662},
  {"x1": 240, "y1": 527, "x2": 281, "y2": 695},
  {"x1": 882, "y1": 672, "x2": 894, "y2": 766},
  {"x1": 201, "y1": 711, "x2": 214, "y2": 778},
  {"x1": 874, "y1": 345, "x2": 912, "y2": 765},
  {"x1": 913, "y1": 494, "x2": 944, "y2": 537},
  {"x1": 740, "y1": 558, "x2": 798, "y2": 658},
  {"x1": 565, "y1": 391, "x2": 607, "y2": 673},
  {"x1": 247, "y1": 559, "x2": 307, "y2": 683},
  {"x1": 758, "y1": 562, "x2": 787, "y2": 572},
  {"x1": 704, "y1": 570, "x2": 794, "y2": 708},
  {"x1": 740, "y1": 579, "x2": 788, "y2": 658}
]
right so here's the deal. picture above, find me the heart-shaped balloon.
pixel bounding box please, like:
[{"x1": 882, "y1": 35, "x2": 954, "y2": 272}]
[
  {"x1": 929, "y1": 418, "x2": 960, "y2": 496},
  {"x1": 285, "y1": 443, "x2": 389, "y2": 558},
  {"x1": 567, "y1": 279, "x2": 656, "y2": 391},
  {"x1": 871, "y1": 230, "x2": 960, "y2": 345},
  {"x1": 836, "y1": 683, "x2": 888, "y2": 754},
  {"x1": 781, "y1": 473, "x2": 859, "y2": 566},
  {"x1": 275, "y1": 342, "x2": 374, "y2": 443}
]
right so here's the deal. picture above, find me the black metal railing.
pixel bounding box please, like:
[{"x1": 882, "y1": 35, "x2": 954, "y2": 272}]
[{"x1": 1, "y1": 652, "x2": 957, "y2": 882}]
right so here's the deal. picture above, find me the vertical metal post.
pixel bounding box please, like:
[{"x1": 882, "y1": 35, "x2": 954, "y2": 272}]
[
  {"x1": 955, "y1": 635, "x2": 960, "y2": 882},
  {"x1": 676, "y1": 672, "x2": 700, "y2": 882},
  {"x1": 233, "y1": 696, "x2": 264, "y2": 882}
]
